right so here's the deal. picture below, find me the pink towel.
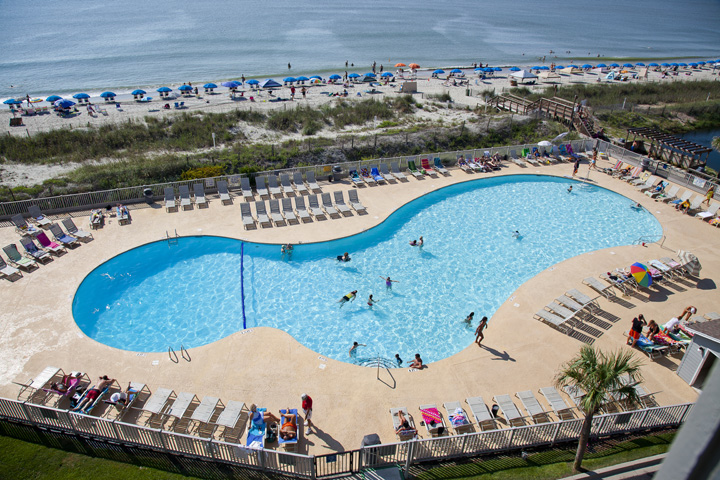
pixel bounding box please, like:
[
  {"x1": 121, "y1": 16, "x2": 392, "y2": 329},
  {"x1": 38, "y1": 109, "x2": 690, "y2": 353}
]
[{"x1": 420, "y1": 408, "x2": 442, "y2": 425}]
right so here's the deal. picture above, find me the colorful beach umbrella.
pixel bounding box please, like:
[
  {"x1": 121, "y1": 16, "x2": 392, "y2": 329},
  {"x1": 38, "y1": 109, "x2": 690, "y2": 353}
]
[
  {"x1": 178, "y1": 85, "x2": 193, "y2": 91},
  {"x1": 677, "y1": 250, "x2": 701, "y2": 276},
  {"x1": 394, "y1": 63, "x2": 406, "y2": 67},
  {"x1": 131, "y1": 89, "x2": 146, "y2": 95},
  {"x1": 30, "y1": 98, "x2": 44, "y2": 103},
  {"x1": 630, "y1": 262, "x2": 652, "y2": 288},
  {"x1": 100, "y1": 91, "x2": 116, "y2": 98},
  {"x1": 72, "y1": 93, "x2": 90, "y2": 99},
  {"x1": 408, "y1": 63, "x2": 420, "y2": 69}
]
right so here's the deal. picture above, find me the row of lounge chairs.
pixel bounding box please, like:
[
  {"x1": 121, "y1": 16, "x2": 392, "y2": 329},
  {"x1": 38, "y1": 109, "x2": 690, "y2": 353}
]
[
  {"x1": 533, "y1": 288, "x2": 599, "y2": 334},
  {"x1": 456, "y1": 151, "x2": 503, "y2": 172},
  {"x1": 241, "y1": 191, "x2": 366, "y2": 229}
]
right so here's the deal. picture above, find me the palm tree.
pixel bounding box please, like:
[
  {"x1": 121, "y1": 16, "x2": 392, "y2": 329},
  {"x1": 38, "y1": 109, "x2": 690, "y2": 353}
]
[{"x1": 555, "y1": 345, "x2": 643, "y2": 472}]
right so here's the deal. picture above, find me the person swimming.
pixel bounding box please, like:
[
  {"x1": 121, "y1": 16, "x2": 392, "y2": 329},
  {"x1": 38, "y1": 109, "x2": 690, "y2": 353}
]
[
  {"x1": 367, "y1": 294, "x2": 376, "y2": 307},
  {"x1": 281, "y1": 244, "x2": 293, "y2": 254},
  {"x1": 512, "y1": 231, "x2": 520, "y2": 238},
  {"x1": 337, "y1": 252, "x2": 351, "y2": 262},
  {"x1": 338, "y1": 290, "x2": 357, "y2": 307},
  {"x1": 380, "y1": 276, "x2": 398, "y2": 289},
  {"x1": 395, "y1": 354, "x2": 403, "y2": 366},
  {"x1": 410, "y1": 236, "x2": 424, "y2": 246},
  {"x1": 567, "y1": 185, "x2": 573, "y2": 193}
]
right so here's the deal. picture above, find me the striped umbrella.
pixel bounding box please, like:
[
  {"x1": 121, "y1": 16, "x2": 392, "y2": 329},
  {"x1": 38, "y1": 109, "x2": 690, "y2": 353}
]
[
  {"x1": 677, "y1": 251, "x2": 701, "y2": 276},
  {"x1": 630, "y1": 262, "x2": 652, "y2": 287}
]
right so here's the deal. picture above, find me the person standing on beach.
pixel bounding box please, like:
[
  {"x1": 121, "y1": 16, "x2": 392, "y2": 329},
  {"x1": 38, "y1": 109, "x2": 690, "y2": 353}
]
[
  {"x1": 290, "y1": 86, "x2": 296, "y2": 100},
  {"x1": 475, "y1": 316, "x2": 488, "y2": 345},
  {"x1": 301, "y1": 394, "x2": 313, "y2": 435},
  {"x1": 572, "y1": 158, "x2": 580, "y2": 177},
  {"x1": 301, "y1": 86, "x2": 306, "y2": 99},
  {"x1": 288, "y1": 62, "x2": 291, "y2": 70},
  {"x1": 241, "y1": 74, "x2": 245, "y2": 84}
]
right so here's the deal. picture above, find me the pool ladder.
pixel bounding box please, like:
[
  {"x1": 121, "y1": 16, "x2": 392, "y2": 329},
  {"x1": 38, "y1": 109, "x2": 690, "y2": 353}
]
[
  {"x1": 165, "y1": 229, "x2": 179, "y2": 246},
  {"x1": 168, "y1": 344, "x2": 191, "y2": 363}
]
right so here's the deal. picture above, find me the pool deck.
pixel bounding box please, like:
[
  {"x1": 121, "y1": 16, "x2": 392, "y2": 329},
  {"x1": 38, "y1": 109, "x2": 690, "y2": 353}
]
[{"x1": 0, "y1": 157, "x2": 716, "y2": 455}]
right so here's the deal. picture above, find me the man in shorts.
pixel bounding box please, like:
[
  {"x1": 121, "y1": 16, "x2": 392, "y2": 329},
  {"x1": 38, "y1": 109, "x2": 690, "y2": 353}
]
[
  {"x1": 627, "y1": 317, "x2": 646, "y2": 347},
  {"x1": 302, "y1": 394, "x2": 313, "y2": 436}
]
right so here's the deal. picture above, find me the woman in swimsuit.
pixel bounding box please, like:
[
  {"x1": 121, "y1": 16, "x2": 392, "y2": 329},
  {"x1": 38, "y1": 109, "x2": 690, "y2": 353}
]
[
  {"x1": 280, "y1": 411, "x2": 297, "y2": 440},
  {"x1": 380, "y1": 276, "x2": 398, "y2": 290},
  {"x1": 338, "y1": 290, "x2": 358, "y2": 307}
]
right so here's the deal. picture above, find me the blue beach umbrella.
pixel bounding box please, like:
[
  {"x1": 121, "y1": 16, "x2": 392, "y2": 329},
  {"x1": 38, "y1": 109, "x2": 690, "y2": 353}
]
[
  {"x1": 131, "y1": 89, "x2": 146, "y2": 95},
  {"x1": 697, "y1": 62, "x2": 705, "y2": 65},
  {"x1": 100, "y1": 91, "x2": 116, "y2": 98},
  {"x1": 531, "y1": 66, "x2": 541, "y2": 70},
  {"x1": 157, "y1": 86, "x2": 172, "y2": 92},
  {"x1": 635, "y1": 63, "x2": 645, "y2": 67},
  {"x1": 221, "y1": 81, "x2": 240, "y2": 88},
  {"x1": 689, "y1": 62, "x2": 698, "y2": 67},
  {"x1": 296, "y1": 76, "x2": 309, "y2": 81},
  {"x1": 450, "y1": 68, "x2": 462, "y2": 73},
  {"x1": 54, "y1": 99, "x2": 75, "y2": 109},
  {"x1": 246, "y1": 79, "x2": 259, "y2": 85},
  {"x1": 484, "y1": 67, "x2": 494, "y2": 72},
  {"x1": 669, "y1": 63, "x2": 678, "y2": 67},
  {"x1": 283, "y1": 77, "x2": 296, "y2": 83},
  {"x1": 381, "y1": 72, "x2": 393, "y2": 77},
  {"x1": 610, "y1": 63, "x2": 620, "y2": 67},
  {"x1": 648, "y1": 63, "x2": 659, "y2": 67},
  {"x1": 329, "y1": 74, "x2": 341, "y2": 80},
  {"x1": 46, "y1": 95, "x2": 62, "y2": 102},
  {"x1": 363, "y1": 72, "x2": 376, "y2": 77},
  {"x1": 178, "y1": 85, "x2": 193, "y2": 92},
  {"x1": 555, "y1": 65, "x2": 565, "y2": 69},
  {"x1": 348, "y1": 73, "x2": 360, "y2": 78},
  {"x1": 596, "y1": 63, "x2": 607, "y2": 68},
  {"x1": 510, "y1": 67, "x2": 521, "y2": 71},
  {"x1": 3, "y1": 98, "x2": 21, "y2": 105},
  {"x1": 434, "y1": 69, "x2": 445, "y2": 74},
  {"x1": 72, "y1": 93, "x2": 90, "y2": 99},
  {"x1": 309, "y1": 75, "x2": 322, "y2": 79},
  {"x1": 581, "y1": 64, "x2": 592, "y2": 69},
  {"x1": 203, "y1": 83, "x2": 217, "y2": 89},
  {"x1": 623, "y1": 63, "x2": 634, "y2": 68},
  {"x1": 539, "y1": 66, "x2": 550, "y2": 70},
  {"x1": 660, "y1": 63, "x2": 670, "y2": 67},
  {"x1": 678, "y1": 62, "x2": 687, "y2": 67},
  {"x1": 494, "y1": 67, "x2": 502, "y2": 72}
]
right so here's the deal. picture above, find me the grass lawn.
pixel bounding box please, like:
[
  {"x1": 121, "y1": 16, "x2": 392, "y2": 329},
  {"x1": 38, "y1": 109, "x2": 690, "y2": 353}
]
[{"x1": 415, "y1": 432, "x2": 674, "y2": 480}]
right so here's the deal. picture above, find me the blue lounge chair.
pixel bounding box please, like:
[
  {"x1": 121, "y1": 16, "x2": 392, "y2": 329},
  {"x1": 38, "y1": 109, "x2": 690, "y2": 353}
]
[
  {"x1": 246, "y1": 407, "x2": 267, "y2": 449},
  {"x1": 370, "y1": 166, "x2": 385, "y2": 183},
  {"x1": 278, "y1": 408, "x2": 299, "y2": 450}
]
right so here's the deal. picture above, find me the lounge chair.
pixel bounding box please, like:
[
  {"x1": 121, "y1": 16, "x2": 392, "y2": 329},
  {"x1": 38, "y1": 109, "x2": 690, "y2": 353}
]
[
  {"x1": 433, "y1": 157, "x2": 450, "y2": 175},
  {"x1": 333, "y1": 191, "x2": 352, "y2": 216},
  {"x1": 307, "y1": 194, "x2": 325, "y2": 218},
  {"x1": 629, "y1": 172, "x2": 651, "y2": 186},
  {"x1": 645, "y1": 181, "x2": 669, "y2": 198},
  {"x1": 390, "y1": 407, "x2": 418, "y2": 441},
  {"x1": 390, "y1": 162, "x2": 408, "y2": 181},
  {"x1": 695, "y1": 202, "x2": 719, "y2": 220},
  {"x1": 280, "y1": 174, "x2": 295, "y2": 195},
  {"x1": 49, "y1": 223, "x2": 78, "y2": 247},
  {"x1": 349, "y1": 169, "x2": 364, "y2": 186},
  {"x1": 187, "y1": 395, "x2": 223, "y2": 435},
  {"x1": 246, "y1": 407, "x2": 267, "y2": 449},
  {"x1": 193, "y1": 184, "x2": 208, "y2": 208},
  {"x1": 306, "y1": 171, "x2": 321, "y2": 192},
  {"x1": 267, "y1": 175, "x2": 282, "y2": 197},
  {"x1": 73, "y1": 380, "x2": 118, "y2": 415},
  {"x1": 347, "y1": 190, "x2": 367, "y2": 214},
  {"x1": 555, "y1": 295, "x2": 592, "y2": 318},
  {"x1": 407, "y1": 159, "x2": 424, "y2": 178},
  {"x1": 19, "y1": 236, "x2": 52, "y2": 264},
  {"x1": 465, "y1": 396, "x2": 496, "y2": 431},
  {"x1": 178, "y1": 185, "x2": 192, "y2": 210},
  {"x1": 281, "y1": 198, "x2": 298, "y2": 224},
  {"x1": 563, "y1": 385, "x2": 586, "y2": 410},
  {"x1": 164, "y1": 391, "x2": 199, "y2": 430},
  {"x1": 62, "y1": 218, "x2": 93, "y2": 242},
  {"x1": 44, "y1": 372, "x2": 88, "y2": 404},
  {"x1": 515, "y1": 391, "x2": 549, "y2": 423},
  {"x1": 240, "y1": 203, "x2": 256, "y2": 230},
  {"x1": 510, "y1": 150, "x2": 526, "y2": 167},
  {"x1": 164, "y1": 187, "x2": 177, "y2": 212},
  {"x1": 360, "y1": 167, "x2": 376, "y2": 185},
  {"x1": 565, "y1": 288, "x2": 599, "y2": 311},
  {"x1": 321, "y1": 193, "x2": 340, "y2": 218},
  {"x1": 370, "y1": 166, "x2": 386, "y2": 183},
  {"x1": 379, "y1": 163, "x2": 396, "y2": 182},
  {"x1": 456, "y1": 157, "x2": 473, "y2": 173},
  {"x1": 419, "y1": 404, "x2": 447, "y2": 436},
  {"x1": 538, "y1": 387, "x2": 574, "y2": 420},
  {"x1": 420, "y1": 158, "x2": 439, "y2": 177},
  {"x1": 12, "y1": 214, "x2": 40, "y2": 236},
  {"x1": 0, "y1": 255, "x2": 22, "y2": 280},
  {"x1": 668, "y1": 190, "x2": 692, "y2": 207},
  {"x1": 628, "y1": 333, "x2": 669, "y2": 360},
  {"x1": 525, "y1": 150, "x2": 541, "y2": 166},
  {"x1": 254, "y1": 176, "x2": 269, "y2": 198},
  {"x1": 103, "y1": 382, "x2": 147, "y2": 419},
  {"x1": 443, "y1": 401, "x2": 473, "y2": 434},
  {"x1": 239, "y1": 177, "x2": 254, "y2": 201},
  {"x1": 115, "y1": 205, "x2": 130, "y2": 225},
  {"x1": 217, "y1": 180, "x2": 232, "y2": 205},
  {"x1": 36, "y1": 231, "x2": 66, "y2": 255},
  {"x1": 655, "y1": 185, "x2": 679, "y2": 202},
  {"x1": 3, "y1": 244, "x2": 38, "y2": 271},
  {"x1": 636, "y1": 177, "x2": 659, "y2": 192},
  {"x1": 620, "y1": 166, "x2": 641, "y2": 182},
  {"x1": 90, "y1": 210, "x2": 104, "y2": 229},
  {"x1": 139, "y1": 388, "x2": 176, "y2": 425},
  {"x1": 648, "y1": 259, "x2": 679, "y2": 279},
  {"x1": 492, "y1": 394, "x2": 525, "y2": 427},
  {"x1": 292, "y1": 172, "x2": 308, "y2": 195},
  {"x1": 213, "y1": 401, "x2": 247, "y2": 440},
  {"x1": 659, "y1": 257, "x2": 689, "y2": 277},
  {"x1": 13, "y1": 366, "x2": 63, "y2": 400},
  {"x1": 278, "y1": 408, "x2": 299, "y2": 450},
  {"x1": 268, "y1": 199, "x2": 285, "y2": 226},
  {"x1": 294, "y1": 197, "x2": 312, "y2": 222},
  {"x1": 254, "y1": 201, "x2": 272, "y2": 228},
  {"x1": 534, "y1": 309, "x2": 572, "y2": 333},
  {"x1": 28, "y1": 205, "x2": 52, "y2": 227},
  {"x1": 582, "y1": 277, "x2": 615, "y2": 299}
]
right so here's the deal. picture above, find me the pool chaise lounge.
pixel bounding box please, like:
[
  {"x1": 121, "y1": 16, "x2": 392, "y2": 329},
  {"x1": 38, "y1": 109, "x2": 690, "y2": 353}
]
[
  {"x1": 695, "y1": 202, "x2": 719, "y2": 220},
  {"x1": 390, "y1": 162, "x2": 408, "y2": 181},
  {"x1": 538, "y1": 387, "x2": 574, "y2": 420},
  {"x1": 292, "y1": 172, "x2": 308, "y2": 195},
  {"x1": 49, "y1": 223, "x2": 79, "y2": 247},
  {"x1": 565, "y1": 289, "x2": 600, "y2": 311},
  {"x1": 0, "y1": 256, "x2": 22, "y2": 280},
  {"x1": 267, "y1": 175, "x2": 282, "y2": 197},
  {"x1": 13, "y1": 366, "x2": 63, "y2": 400},
  {"x1": 306, "y1": 171, "x2": 321, "y2": 192},
  {"x1": 370, "y1": 166, "x2": 386, "y2": 183},
  {"x1": 307, "y1": 194, "x2": 325, "y2": 218},
  {"x1": 28, "y1": 205, "x2": 52, "y2": 228},
  {"x1": 268, "y1": 199, "x2": 286, "y2": 226},
  {"x1": 254, "y1": 201, "x2": 272, "y2": 228},
  {"x1": 280, "y1": 174, "x2": 295, "y2": 196},
  {"x1": 3, "y1": 244, "x2": 37, "y2": 271},
  {"x1": 655, "y1": 185, "x2": 679, "y2": 202},
  {"x1": 165, "y1": 391, "x2": 199, "y2": 431},
  {"x1": 255, "y1": 176, "x2": 269, "y2": 199},
  {"x1": 349, "y1": 169, "x2": 364, "y2": 186},
  {"x1": 213, "y1": 400, "x2": 247, "y2": 440},
  {"x1": 240, "y1": 203, "x2": 256, "y2": 230},
  {"x1": 442, "y1": 401, "x2": 472, "y2": 434},
  {"x1": 533, "y1": 309, "x2": 572, "y2": 334},
  {"x1": 193, "y1": 183, "x2": 208, "y2": 208},
  {"x1": 12, "y1": 214, "x2": 39, "y2": 236},
  {"x1": 420, "y1": 158, "x2": 439, "y2": 177},
  {"x1": 406, "y1": 159, "x2": 424, "y2": 178},
  {"x1": 465, "y1": 396, "x2": 496, "y2": 431},
  {"x1": 178, "y1": 185, "x2": 192, "y2": 210},
  {"x1": 419, "y1": 404, "x2": 446, "y2": 437},
  {"x1": 360, "y1": 168, "x2": 376, "y2": 185},
  {"x1": 141, "y1": 388, "x2": 176, "y2": 426},
  {"x1": 36, "y1": 231, "x2": 66, "y2": 255},
  {"x1": 19, "y1": 236, "x2": 52, "y2": 263},
  {"x1": 321, "y1": 193, "x2": 340, "y2": 218},
  {"x1": 492, "y1": 394, "x2": 525, "y2": 427},
  {"x1": 187, "y1": 395, "x2": 223, "y2": 435},
  {"x1": 247, "y1": 408, "x2": 267, "y2": 449},
  {"x1": 378, "y1": 163, "x2": 397, "y2": 182},
  {"x1": 333, "y1": 191, "x2": 352, "y2": 216},
  {"x1": 164, "y1": 187, "x2": 177, "y2": 212},
  {"x1": 103, "y1": 382, "x2": 148, "y2": 420},
  {"x1": 515, "y1": 390, "x2": 549, "y2": 423},
  {"x1": 390, "y1": 407, "x2": 418, "y2": 441},
  {"x1": 582, "y1": 277, "x2": 615, "y2": 299},
  {"x1": 281, "y1": 198, "x2": 299, "y2": 224},
  {"x1": 347, "y1": 190, "x2": 367, "y2": 214},
  {"x1": 62, "y1": 218, "x2": 93, "y2": 242},
  {"x1": 433, "y1": 157, "x2": 450, "y2": 175},
  {"x1": 240, "y1": 177, "x2": 254, "y2": 201},
  {"x1": 294, "y1": 197, "x2": 312, "y2": 222},
  {"x1": 510, "y1": 150, "x2": 526, "y2": 167}
]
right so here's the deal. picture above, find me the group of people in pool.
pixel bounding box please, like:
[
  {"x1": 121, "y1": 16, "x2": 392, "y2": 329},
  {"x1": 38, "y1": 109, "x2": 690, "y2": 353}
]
[
  {"x1": 349, "y1": 342, "x2": 425, "y2": 369},
  {"x1": 337, "y1": 276, "x2": 399, "y2": 308}
]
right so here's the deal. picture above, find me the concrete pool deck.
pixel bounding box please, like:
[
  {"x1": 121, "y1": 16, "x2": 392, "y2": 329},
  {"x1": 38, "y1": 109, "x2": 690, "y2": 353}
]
[{"x1": 0, "y1": 157, "x2": 715, "y2": 455}]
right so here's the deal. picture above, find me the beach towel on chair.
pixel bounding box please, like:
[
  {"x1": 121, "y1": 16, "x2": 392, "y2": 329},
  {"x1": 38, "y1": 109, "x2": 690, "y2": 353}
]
[{"x1": 420, "y1": 407, "x2": 442, "y2": 426}]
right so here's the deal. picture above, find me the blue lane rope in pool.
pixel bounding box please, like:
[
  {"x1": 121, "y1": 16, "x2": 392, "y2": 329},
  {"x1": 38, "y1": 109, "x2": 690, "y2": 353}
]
[{"x1": 241, "y1": 242, "x2": 246, "y2": 330}]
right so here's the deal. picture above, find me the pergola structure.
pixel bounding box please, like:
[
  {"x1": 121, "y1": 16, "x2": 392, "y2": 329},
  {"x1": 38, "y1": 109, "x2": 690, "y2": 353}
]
[{"x1": 626, "y1": 127, "x2": 712, "y2": 170}]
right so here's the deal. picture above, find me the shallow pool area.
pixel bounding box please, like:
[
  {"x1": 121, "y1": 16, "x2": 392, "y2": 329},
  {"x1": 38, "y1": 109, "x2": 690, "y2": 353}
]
[{"x1": 72, "y1": 175, "x2": 662, "y2": 364}]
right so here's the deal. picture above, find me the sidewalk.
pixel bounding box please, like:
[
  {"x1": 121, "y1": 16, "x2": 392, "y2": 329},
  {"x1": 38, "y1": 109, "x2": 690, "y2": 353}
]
[{"x1": 560, "y1": 453, "x2": 665, "y2": 480}]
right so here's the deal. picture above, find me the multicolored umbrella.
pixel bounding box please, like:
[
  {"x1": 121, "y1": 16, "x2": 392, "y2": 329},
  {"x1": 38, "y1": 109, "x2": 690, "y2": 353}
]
[{"x1": 630, "y1": 262, "x2": 652, "y2": 287}]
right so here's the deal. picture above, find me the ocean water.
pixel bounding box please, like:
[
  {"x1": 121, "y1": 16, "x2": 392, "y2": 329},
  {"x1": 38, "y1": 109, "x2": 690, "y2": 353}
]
[{"x1": 1, "y1": 0, "x2": 719, "y2": 100}]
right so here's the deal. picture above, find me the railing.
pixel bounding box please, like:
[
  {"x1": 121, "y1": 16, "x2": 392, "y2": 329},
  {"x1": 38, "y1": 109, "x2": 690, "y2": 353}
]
[{"x1": 0, "y1": 395, "x2": 692, "y2": 479}]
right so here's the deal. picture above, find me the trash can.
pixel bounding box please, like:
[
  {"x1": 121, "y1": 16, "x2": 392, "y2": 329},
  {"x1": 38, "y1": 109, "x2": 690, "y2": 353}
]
[
  {"x1": 641, "y1": 158, "x2": 649, "y2": 172},
  {"x1": 143, "y1": 188, "x2": 154, "y2": 205},
  {"x1": 332, "y1": 166, "x2": 343, "y2": 182}
]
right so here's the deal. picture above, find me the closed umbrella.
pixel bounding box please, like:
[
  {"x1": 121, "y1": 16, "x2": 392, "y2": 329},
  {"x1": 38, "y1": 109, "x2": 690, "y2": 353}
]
[
  {"x1": 630, "y1": 262, "x2": 652, "y2": 288},
  {"x1": 677, "y1": 250, "x2": 701, "y2": 276}
]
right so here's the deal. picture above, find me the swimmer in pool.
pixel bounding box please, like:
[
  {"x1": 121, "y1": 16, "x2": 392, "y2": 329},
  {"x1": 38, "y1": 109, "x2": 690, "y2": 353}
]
[
  {"x1": 567, "y1": 185, "x2": 573, "y2": 193},
  {"x1": 512, "y1": 231, "x2": 520, "y2": 238},
  {"x1": 337, "y1": 252, "x2": 351, "y2": 262},
  {"x1": 380, "y1": 276, "x2": 398, "y2": 290},
  {"x1": 367, "y1": 294, "x2": 377, "y2": 307},
  {"x1": 338, "y1": 290, "x2": 357, "y2": 307},
  {"x1": 349, "y1": 341, "x2": 366, "y2": 357},
  {"x1": 281, "y1": 243, "x2": 293, "y2": 254}
]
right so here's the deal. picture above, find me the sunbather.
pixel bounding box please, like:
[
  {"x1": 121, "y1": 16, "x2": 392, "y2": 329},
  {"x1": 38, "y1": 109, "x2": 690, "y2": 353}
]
[
  {"x1": 50, "y1": 373, "x2": 81, "y2": 393},
  {"x1": 279, "y1": 411, "x2": 297, "y2": 440},
  {"x1": 395, "y1": 410, "x2": 411, "y2": 433},
  {"x1": 663, "y1": 317, "x2": 681, "y2": 334},
  {"x1": 109, "y1": 382, "x2": 138, "y2": 406},
  {"x1": 678, "y1": 306, "x2": 696, "y2": 322},
  {"x1": 73, "y1": 375, "x2": 114, "y2": 412},
  {"x1": 249, "y1": 404, "x2": 280, "y2": 424},
  {"x1": 646, "y1": 319, "x2": 661, "y2": 341}
]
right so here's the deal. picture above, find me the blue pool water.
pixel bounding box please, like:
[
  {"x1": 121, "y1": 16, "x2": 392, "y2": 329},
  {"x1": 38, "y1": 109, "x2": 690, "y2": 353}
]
[{"x1": 73, "y1": 175, "x2": 662, "y2": 364}]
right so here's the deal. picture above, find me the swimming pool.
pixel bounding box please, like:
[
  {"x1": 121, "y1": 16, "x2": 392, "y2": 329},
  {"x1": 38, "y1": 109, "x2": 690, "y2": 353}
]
[{"x1": 72, "y1": 175, "x2": 662, "y2": 364}]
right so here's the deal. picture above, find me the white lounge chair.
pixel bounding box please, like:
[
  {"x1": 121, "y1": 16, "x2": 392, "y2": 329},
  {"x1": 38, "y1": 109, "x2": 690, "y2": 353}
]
[
  {"x1": 333, "y1": 191, "x2": 352, "y2": 216},
  {"x1": 492, "y1": 394, "x2": 525, "y2": 427},
  {"x1": 306, "y1": 171, "x2": 321, "y2": 192},
  {"x1": 62, "y1": 218, "x2": 93, "y2": 242},
  {"x1": 515, "y1": 391, "x2": 549, "y2": 423},
  {"x1": 695, "y1": 202, "x2": 719, "y2": 220},
  {"x1": 213, "y1": 400, "x2": 247, "y2": 440},
  {"x1": 654, "y1": 185, "x2": 679, "y2": 202},
  {"x1": 419, "y1": 404, "x2": 447, "y2": 437},
  {"x1": 281, "y1": 198, "x2": 298, "y2": 224},
  {"x1": 188, "y1": 396, "x2": 223, "y2": 435},
  {"x1": 240, "y1": 203, "x2": 256, "y2": 230},
  {"x1": 565, "y1": 288, "x2": 599, "y2": 311},
  {"x1": 268, "y1": 199, "x2": 285, "y2": 225},
  {"x1": 28, "y1": 205, "x2": 52, "y2": 227},
  {"x1": 294, "y1": 197, "x2": 312, "y2": 222},
  {"x1": 533, "y1": 309, "x2": 572, "y2": 333},
  {"x1": 164, "y1": 187, "x2": 177, "y2": 212},
  {"x1": 240, "y1": 177, "x2": 254, "y2": 201},
  {"x1": 321, "y1": 193, "x2": 340, "y2": 218},
  {"x1": 217, "y1": 180, "x2": 232, "y2": 205},
  {"x1": 379, "y1": 163, "x2": 397, "y2": 182},
  {"x1": 443, "y1": 401, "x2": 473, "y2": 434},
  {"x1": 0, "y1": 256, "x2": 22, "y2": 280},
  {"x1": 193, "y1": 183, "x2": 207, "y2": 208},
  {"x1": 390, "y1": 407, "x2": 417, "y2": 441},
  {"x1": 178, "y1": 185, "x2": 192, "y2": 210},
  {"x1": 292, "y1": 172, "x2": 308, "y2": 194},
  {"x1": 582, "y1": 276, "x2": 615, "y2": 299},
  {"x1": 267, "y1": 175, "x2": 282, "y2": 197},
  {"x1": 347, "y1": 190, "x2": 367, "y2": 214},
  {"x1": 510, "y1": 150, "x2": 526, "y2": 167},
  {"x1": 629, "y1": 172, "x2": 651, "y2": 186},
  {"x1": 539, "y1": 387, "x2": 574, "y2": 420},
  {"x1": 141, "y1": 388, "x2": 176, "y2": 426},
  {"x1": 255, "y1": 176, "x2": 269, "y2": 198},
  {"x1": 465, "y1": 396, "x2": 496, "y2": 431},
  {"x1": 13, "y1": 366, "x2": 62, "y2": 400},
  {"x1": 636, "y1": 176, "x2": 659, "y2": 191},
  {"x1": 254, "y1": 201, "x2": 272, "y2": 228},
  {"x1": 390, "y1": 162, "x2": 408, "y2": 181},
  {"x1": 667, "y1": 190, "x2": 692, "y2": 206},
  {"x1": 307, "y1": 194, "x2": 325, "y2": 218},
  {"x1": 166, "y1": 392, "x2": 199, "y2": 431},
  {"x1": 280, "y1": 174, "x2": 294, "y2": 196}
]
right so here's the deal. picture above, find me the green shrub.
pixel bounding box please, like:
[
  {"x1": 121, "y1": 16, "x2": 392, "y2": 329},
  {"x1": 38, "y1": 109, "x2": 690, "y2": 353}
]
[{"x1": 180, "y1": 165, "x2": 225, "y2": 180}]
